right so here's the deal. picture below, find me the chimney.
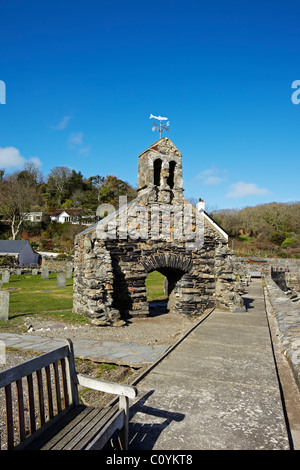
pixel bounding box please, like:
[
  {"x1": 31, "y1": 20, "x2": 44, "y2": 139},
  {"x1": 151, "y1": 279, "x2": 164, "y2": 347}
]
[{"x1": 196, "y1": 198, "x2": 205, "y2": 213}]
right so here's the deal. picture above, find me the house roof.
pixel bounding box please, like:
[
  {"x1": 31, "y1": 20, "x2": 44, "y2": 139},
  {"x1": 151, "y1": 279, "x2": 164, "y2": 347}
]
[
  {"x1": 0, "y1": 240, "x2": 33, "y2": 254},
  {"x1": 51, "y1": 209, "x2": 82, "y2": 216}
]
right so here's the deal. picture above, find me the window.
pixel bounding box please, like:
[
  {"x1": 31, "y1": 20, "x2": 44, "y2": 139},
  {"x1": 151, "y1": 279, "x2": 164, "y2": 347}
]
[
  {"x1": 153, "y1": 158, "x2": 162, "y2": 186},
  {"x1": 167, "y1": 161, "x2": 176, "y2": 189}
]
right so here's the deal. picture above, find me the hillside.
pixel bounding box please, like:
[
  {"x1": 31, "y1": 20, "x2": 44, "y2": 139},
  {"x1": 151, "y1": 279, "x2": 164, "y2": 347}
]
[{"x1": 209, "y1": 201, "x2": 300, "y2": 258}]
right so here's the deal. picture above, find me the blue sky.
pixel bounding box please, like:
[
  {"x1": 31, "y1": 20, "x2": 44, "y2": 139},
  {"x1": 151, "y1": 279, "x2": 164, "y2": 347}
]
[{"x1": 0, "y1": 0, "x2": 299, "y2": 211}]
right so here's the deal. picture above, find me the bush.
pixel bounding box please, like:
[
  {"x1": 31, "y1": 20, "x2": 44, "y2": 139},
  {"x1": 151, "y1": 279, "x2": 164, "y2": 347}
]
[
  {"x1": 270, "y1": 231, "x2": 288, "y2": 246},
  {"x1": 56, "y1": 252, "x2": 69, "y2": 259},
  {"x1": 281, "y1": 237, "x2": 295, "y2": 249}
]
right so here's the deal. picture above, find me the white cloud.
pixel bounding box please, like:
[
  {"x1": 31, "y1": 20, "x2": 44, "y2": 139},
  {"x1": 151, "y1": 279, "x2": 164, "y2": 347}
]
[
  {"x1": 79, "y1": 146, "x2": 91, "y2": 156},
  {"x1": 196, "y1": 167, "x2": 227, "y2": 185},
  {"x1": 68, "y1": 132, "x2": 83, "y2": 148},
  {"x1": 28, "y1": 156, "x2": 42, "y2": 168},
  {"x1": 0, "y1": 146, "x2": 25, "y2": 168},
  {"x1": 50, "y1": 115, "x2": 72, "y2": 130},
  {"x1": 227, "y1": 181, "x2": 269, "y2": 198},
  {"x1": 0, "y1": 147, "x2": 42, "y2": 170}
]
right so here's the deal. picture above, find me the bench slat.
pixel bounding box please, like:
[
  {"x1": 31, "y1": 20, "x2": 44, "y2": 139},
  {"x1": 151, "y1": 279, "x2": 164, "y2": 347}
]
[
  {"x1": 36, "y1": 369, "x2": 45, "y2": 426},
  {"x1": 53, "y1": 361, "x2": 62, "y2": 414},
  {"x1": 15, "y1": 405, "x2": 122, "y2": 451},
  {"x1": 27, "y1": 374, "x2": 36, "y2": 434},
  {"x1": 45, "y1": 365, "x2": 54, "y2": 420},
  {"x1": 16, "y1": 379, "x2": 26, "y2": 443},
  {"x1": 60, "y1": 358, "x2": 69, "y2": 408},
  {"x1": 5, "y1": 384, "x2": 14, "y2": 450},
  {"x1": 63, "y1": 407, "x2": 121, "y2": 451}
]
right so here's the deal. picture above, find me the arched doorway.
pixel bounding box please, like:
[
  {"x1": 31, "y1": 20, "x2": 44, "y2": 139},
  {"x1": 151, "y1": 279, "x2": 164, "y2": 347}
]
[
  {"x1": 145, "y1": 267, "x2": 186, "y2": 316},
  {"x1": 145, "y1": 270, "x2": 167, "y2": 315},
  {"x1": 141, "y1": 252, "x2": 194, "y2": 316}
]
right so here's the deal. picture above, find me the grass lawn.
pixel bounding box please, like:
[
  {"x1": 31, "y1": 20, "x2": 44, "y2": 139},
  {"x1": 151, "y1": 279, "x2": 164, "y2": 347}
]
[
  {"x1": 0, "y1": 273, "x2": 86, "y2": 331},
  {"x1": 145, "y1": 271, "x2": 167, "y2": 301}
]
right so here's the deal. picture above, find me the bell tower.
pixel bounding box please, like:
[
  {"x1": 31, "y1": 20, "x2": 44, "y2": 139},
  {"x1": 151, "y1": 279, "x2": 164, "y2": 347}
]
[{"x1": 137, "y1": 138, "x2": 183, "y2": 203}]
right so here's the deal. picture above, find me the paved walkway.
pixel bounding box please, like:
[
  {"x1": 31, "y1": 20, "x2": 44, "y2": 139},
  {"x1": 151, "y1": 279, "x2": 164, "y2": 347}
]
[
  {"x1": 0, "y1": 332, "x2": 170, "y2": 366},
  {"x1": 128, "y1": 279, "x2": 291, "y2": 450}
]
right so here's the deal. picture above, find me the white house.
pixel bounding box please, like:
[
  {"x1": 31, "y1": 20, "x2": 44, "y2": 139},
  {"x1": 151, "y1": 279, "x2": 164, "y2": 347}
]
[
  {"x1": 23, "y1": 212, "x2": 48, "y2": 223},
  {"x1": 50, "y1": 209, "x2": 82, "y2": 224}
]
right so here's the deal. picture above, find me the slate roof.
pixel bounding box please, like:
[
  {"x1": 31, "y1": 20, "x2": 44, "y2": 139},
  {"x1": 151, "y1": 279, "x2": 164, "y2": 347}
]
[{"x1": 0, "y1": 240, "x2": 33, "y2": 254}]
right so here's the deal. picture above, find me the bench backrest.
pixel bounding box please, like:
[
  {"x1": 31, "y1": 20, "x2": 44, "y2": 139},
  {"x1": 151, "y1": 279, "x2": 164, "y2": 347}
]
[{"x1": 0, "y1": 339, "x2": 78, "y2": 450}]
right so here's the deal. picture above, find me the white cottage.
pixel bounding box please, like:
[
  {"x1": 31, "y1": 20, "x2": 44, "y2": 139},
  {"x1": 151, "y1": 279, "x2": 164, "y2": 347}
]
[{"x1": 50, "y1": 209, "x2": 82, "y2": 224}]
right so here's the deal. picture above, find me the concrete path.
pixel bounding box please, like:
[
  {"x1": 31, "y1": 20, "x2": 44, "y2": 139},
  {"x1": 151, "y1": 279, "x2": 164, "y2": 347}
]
[{"x1": 128, "y1": 279, "x2": 291, "y2": 450}]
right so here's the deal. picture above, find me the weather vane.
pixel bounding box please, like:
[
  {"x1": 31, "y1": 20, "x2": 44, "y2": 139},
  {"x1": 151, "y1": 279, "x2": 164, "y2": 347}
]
[{"x1": 149, "y1": 114, "x2": 170, "y2": 138}]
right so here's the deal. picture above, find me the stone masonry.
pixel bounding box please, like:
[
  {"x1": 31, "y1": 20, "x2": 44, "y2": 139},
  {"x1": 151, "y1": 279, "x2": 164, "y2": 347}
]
[{"x1": 73, "y1": 138, "x2": 244, "y2": 325}]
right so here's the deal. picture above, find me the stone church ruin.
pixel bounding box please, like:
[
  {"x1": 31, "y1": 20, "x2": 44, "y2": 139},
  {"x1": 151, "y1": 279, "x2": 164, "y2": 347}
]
[{"x1": 73, "y1": 138, "x2": 244, "y2": 325}]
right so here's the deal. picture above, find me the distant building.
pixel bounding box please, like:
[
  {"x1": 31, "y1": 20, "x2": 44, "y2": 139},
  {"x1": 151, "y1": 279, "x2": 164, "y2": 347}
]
[
  {"x1": 50, "y1": 209, "x2": 82, "y2": 224},
  {"x1": 23, "y1": 212, "x2": 50, "y2": 223},
  {"x1": 50, "y1": 209, "x2": 94, "y2": 225},
  {"x1": 0, "y1": 240, "x2": 40, "y2": 266}
]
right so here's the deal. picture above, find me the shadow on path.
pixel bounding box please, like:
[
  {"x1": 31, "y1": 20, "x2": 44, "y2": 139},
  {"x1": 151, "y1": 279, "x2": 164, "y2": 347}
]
[{"x1": 128, "y1": 390, "x2": 185, "y2": 450}]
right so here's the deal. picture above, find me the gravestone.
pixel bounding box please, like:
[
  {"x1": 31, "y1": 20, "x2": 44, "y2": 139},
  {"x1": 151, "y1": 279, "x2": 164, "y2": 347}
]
[
  {"x1": 0, "y1": 291, "x2": 9, "y2": 321},
  {"x1": 41, "y1": 268, "x2": 49, "y2": 279},
  {"x1": 2, "y1": 270, "x2": 10, "y2": 283},
  {"x1": 16, "y1": 268, "x2": 22, "y2": 275},
  {"x1": 32, "y1": 269, "x2": 38, "y2": 275},
  {"x1": 57, "y1": 273, "x2": 66, "y2": 288},
  {"x1": 0, "y1": 340, "x2": 5, "y2": 364},
  {"x1": 65, "y1": 263, "x2": 73, "y2": 279}
]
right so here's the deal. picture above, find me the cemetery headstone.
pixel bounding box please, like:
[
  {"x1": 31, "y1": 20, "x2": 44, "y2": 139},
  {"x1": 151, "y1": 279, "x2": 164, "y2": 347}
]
[
  {"x1": 57, "y1": 273, "x2": 66, "y2": 288},
  {"x1": 65, "y1": 262, "x2": 73, "y2": 279},
  {"x1": 32, "y1": 269, "x2": 38, "y2": 275},
  {"x1": 0, "y1": 291, "x2": 9, "y2": 321},
  {"x1": 2, "y1": 270, "x2": 10, "y2": 283},
  {"x1": 41, "y1": 268, "x2": 49, "y2": 280},
  {"x1": 16, "y1": 268, "x2": 22, "y2": 275}
]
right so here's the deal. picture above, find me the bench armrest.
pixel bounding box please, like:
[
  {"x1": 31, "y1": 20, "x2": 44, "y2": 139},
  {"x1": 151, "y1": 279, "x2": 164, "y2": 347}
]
[{"x1": 76, "y1": 373, "x2": 138, "y2": 399}]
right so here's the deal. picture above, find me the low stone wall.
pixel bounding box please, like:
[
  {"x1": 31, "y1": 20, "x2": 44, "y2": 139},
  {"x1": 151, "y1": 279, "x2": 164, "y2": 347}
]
[
  {"x1": 264, "y1": 275, "x2": 300, "y2": 392},
  {"x1": 41, "y1": 257, "x2": 73, "y2": 273},
  {"x1": 232, "y1": 257, "x2": 300, "y2": 292}
]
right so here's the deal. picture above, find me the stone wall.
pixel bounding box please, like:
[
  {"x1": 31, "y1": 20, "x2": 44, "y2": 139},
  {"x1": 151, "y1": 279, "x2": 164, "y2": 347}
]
[
  {"x1": 264, "y1": 275, "x2": 300, "y2": 392},
  {"x1": 232, "y1": 257, "x2": 300, "y2": 292},
  {"x1": 41, "y1": 257, "x2": 73, "y2": 273}
]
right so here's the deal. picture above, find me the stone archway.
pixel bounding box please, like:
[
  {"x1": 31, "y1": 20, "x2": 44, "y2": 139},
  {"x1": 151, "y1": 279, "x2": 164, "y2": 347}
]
[{"x1": 140, "y1": 253, "x2": 194, "y2": 315}]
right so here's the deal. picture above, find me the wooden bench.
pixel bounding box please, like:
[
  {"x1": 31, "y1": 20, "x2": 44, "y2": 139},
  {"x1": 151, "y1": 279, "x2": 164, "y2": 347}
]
[{"x1": 0, "y1": 339, "x2": 137, "y2": 450}]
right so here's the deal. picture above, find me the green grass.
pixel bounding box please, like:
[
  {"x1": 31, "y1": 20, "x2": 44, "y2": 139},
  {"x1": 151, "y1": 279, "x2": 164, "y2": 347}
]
[
  {"x1": 0, "y1": 273, "x2": 87, "y2": 331},
  {"x1": 238, "y1": 234, "x2": 254, "y2": 242},
  {"x1": 145, "y1": 271, "x2": 167, "y2": 302}
]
